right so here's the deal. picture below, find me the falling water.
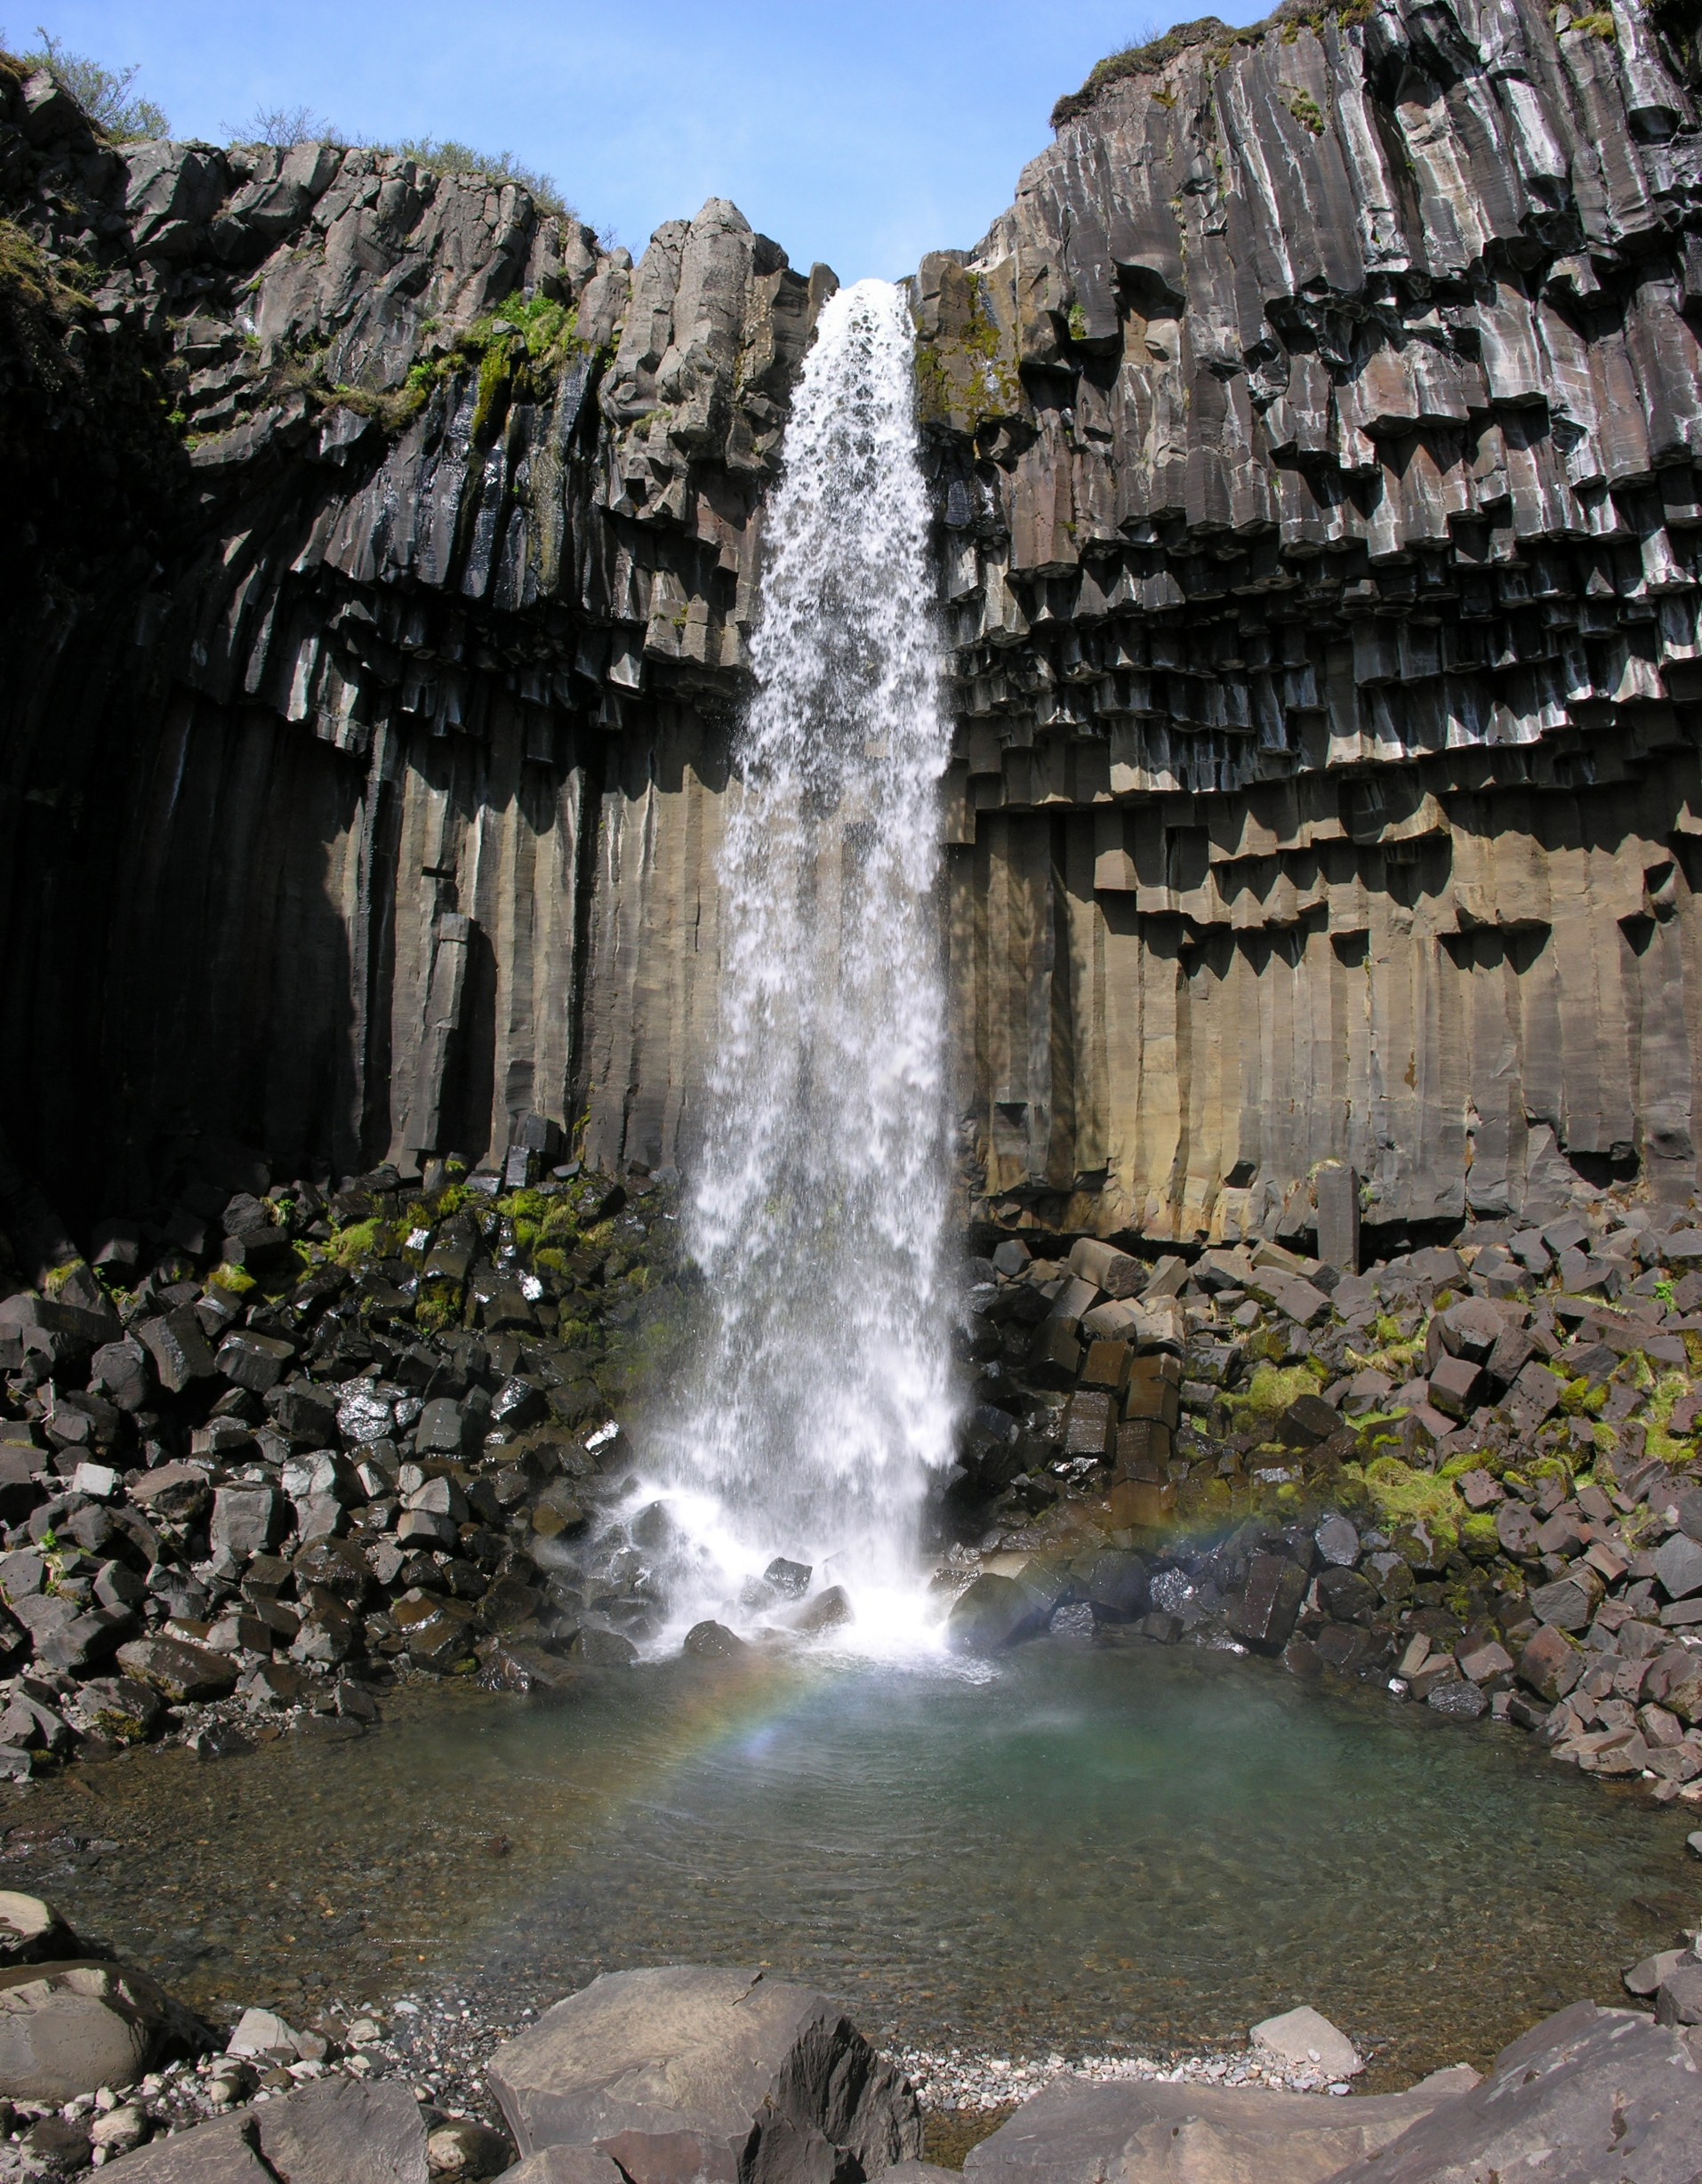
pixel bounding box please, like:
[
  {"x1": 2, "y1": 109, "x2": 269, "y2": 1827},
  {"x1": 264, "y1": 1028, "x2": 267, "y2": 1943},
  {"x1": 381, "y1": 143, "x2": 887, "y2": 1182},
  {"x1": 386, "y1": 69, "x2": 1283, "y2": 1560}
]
[{"x1": 646, "y1": 278, "x2": 957, "y2": 1645}]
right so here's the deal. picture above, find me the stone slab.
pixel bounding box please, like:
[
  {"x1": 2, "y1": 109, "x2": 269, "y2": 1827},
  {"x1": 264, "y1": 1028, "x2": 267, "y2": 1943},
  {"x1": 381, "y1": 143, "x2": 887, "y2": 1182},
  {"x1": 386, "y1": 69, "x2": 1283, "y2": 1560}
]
[
  {"x1": 488, "y1": 1966, "x2": 921, "y2": 2181},
  {"x1": 962, "y1": 2067, "x2": 1477, "y2": 2184}
]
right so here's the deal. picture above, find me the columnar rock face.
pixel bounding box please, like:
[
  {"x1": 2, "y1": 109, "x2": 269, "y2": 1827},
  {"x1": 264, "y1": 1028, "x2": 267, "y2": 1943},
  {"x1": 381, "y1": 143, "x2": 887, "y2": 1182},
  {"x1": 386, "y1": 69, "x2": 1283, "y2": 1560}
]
[
  {"x1": 923, "y1": 0, "x2": 1702, "y2": 1241},
  {"x1": 1, "y1": 60, "x2": 828, "y2": 1225},
  {"x1": 7, "y1": 3, "x2": 1702, "y2": 1249}
]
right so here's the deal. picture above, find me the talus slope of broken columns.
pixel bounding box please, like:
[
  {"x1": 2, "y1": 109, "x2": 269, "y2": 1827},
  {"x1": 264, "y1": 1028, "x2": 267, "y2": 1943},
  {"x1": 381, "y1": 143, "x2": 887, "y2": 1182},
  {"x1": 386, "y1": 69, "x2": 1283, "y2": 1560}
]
[
  {"x1": 946, "y1": 1169, "x2": 1702, "y2": 1800},
  {"x1": 0, "y1": 1122, "x2": 687, "y2": 1771}
]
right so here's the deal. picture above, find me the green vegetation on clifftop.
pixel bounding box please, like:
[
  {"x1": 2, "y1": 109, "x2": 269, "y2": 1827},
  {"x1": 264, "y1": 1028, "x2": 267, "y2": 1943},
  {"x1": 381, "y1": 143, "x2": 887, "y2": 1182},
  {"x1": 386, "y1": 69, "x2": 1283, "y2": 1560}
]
[{"x1": 1050, "y1": 1, "x2": 1376, "y2": 127}]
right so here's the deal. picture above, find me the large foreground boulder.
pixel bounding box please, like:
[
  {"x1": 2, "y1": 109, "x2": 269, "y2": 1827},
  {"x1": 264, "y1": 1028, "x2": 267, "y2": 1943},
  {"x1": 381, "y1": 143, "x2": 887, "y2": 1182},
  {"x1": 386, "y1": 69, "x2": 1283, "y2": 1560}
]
[
  {"x1": 487, "y1": 1965, "x2": 922, "y2": 2179},
  {"x1": 103, "y1": 2076, "x2": 429, "y2": 2181},
  {"x1": 1326, "y1": 2001, "x2": 1702, "y2": 2183},
  {"x1": 961, "y1": 2067, "x2": 1477, "y2": 2184},
  {"x1": 0, "y1": 1957, "x2": 205, "y2": 2102}
]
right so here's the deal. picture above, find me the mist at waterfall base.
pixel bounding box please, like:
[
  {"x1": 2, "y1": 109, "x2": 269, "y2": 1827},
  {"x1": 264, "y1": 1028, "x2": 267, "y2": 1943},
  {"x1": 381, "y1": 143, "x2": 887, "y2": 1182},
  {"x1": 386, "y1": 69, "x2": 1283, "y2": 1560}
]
[{"x1": 625, "y1": 279, "x2": 959, "y2": 1656}]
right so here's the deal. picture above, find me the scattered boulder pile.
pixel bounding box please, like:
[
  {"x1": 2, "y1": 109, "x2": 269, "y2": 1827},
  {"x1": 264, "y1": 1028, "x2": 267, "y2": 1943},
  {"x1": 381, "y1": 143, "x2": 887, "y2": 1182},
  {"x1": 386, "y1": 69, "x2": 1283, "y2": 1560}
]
[
  {"x1": 93, "y1": 2075, "x2": 479, "y2": 2182},
  {"x1": 17, "y1": 1960, "x2": 1693, "y2": 2184},
  {"x1": 0, "y1": 1884, "x2": 219, "y2": 2172},
  {"x1": 0, "y1": 1138, "x2": 691, "y2": 1771},
  {"x1": 947, "y1": 1188, "x2": 1702, "y2": 1797},
  {"x1": 0, "y1": 1965, "x2": 522, "y2": 2177}
]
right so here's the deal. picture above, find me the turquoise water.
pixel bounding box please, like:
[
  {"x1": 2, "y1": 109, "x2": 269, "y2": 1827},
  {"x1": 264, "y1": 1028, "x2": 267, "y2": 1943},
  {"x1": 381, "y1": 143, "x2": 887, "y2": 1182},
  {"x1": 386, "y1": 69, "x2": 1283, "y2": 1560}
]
[{"x1": 3, "y1": 1638, "x2": 1694, "y2": 2084}]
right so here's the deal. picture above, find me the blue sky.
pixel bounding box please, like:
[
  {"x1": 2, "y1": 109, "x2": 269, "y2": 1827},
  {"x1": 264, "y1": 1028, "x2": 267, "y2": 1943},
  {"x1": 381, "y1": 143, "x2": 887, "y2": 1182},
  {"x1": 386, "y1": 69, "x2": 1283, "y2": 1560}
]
[{"x1": 12, "y1": 2, "x2": 1266, "y2": 280}]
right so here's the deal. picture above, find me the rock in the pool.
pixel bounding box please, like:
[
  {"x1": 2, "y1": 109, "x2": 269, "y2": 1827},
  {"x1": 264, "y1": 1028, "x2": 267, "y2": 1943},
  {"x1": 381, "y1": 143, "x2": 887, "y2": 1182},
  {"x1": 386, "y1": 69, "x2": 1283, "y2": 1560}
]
[
  {"x1": 683, "y1": 1620, "x2": 747, "y2": 1660},
  {"x1": 791, "y1": 1584, "x2": 854, "y2": 1634},
  {"x1": 1624, "y1": 1947, "x2": 1691, "y2": 1997},
  {"x1": 947, "y1": 1572, "x2": 1043, "y2": 1652},
  {"x1": 0, "y1": 1957, "x2": 202, "y2": 2102},
  {"x1": 0, "y1": 1891, "x2": 78, "y2": 1967},
  {"x1": 487, "y1": 1964, "x2": 921, "y2": 2178},
  {"x1": 1249, "y1": 2004, "x2": 1361, "y2": 2078}
]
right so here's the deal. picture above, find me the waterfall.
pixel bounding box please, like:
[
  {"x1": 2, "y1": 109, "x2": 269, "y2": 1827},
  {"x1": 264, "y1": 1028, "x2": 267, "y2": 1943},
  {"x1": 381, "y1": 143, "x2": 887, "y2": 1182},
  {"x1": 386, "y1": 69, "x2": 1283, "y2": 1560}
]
[{"x1": 646, "y1": 277, "x2": 957, "y2": 1645}]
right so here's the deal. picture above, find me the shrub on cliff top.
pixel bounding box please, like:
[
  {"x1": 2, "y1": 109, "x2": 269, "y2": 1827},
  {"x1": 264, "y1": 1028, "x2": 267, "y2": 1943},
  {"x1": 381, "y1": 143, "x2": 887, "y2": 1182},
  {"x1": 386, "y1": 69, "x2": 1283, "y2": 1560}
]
[
  {"x1": 226, "y1": 102, "x2": 341, "y2": 150},
  {"x1": 373, "y1": 136, "x2": 574, "y2": 224},
  {"x1": 12, "y1": 27, "x2": 168, "y2": 140}
]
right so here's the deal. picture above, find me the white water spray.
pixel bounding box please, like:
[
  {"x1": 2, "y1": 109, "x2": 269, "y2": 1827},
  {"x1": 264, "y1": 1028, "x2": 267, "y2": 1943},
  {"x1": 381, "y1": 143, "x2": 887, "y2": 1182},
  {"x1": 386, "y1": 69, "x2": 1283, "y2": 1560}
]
[{"x1": 646, "y1": 278, "x2": 957, "y2": 1648}]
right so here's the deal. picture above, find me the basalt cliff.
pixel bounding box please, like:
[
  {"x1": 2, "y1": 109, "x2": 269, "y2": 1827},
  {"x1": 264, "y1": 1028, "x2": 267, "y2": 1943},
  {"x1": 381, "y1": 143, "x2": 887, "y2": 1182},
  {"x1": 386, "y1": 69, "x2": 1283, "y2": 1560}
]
[{"x1": 6, "y1": 0, "x2": 1702, "y2": 1259}]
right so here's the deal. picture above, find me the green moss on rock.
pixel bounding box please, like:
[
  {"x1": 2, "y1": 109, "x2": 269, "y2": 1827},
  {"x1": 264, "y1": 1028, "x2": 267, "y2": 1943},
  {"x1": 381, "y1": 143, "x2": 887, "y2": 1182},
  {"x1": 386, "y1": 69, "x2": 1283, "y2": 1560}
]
[
  {"x1": 1354, "y1": 1455, "x2": 1465, "y2": 1547},
  {"x1": 329, "y1": 1216, "x2": 385, "y2": 1267},
  {"x1": 915, "y1": 271, "x2": 1022, "y2": 436},
  {"x1": 1223, "y1": 1359, "x2": 1327, "y2": 1432}
]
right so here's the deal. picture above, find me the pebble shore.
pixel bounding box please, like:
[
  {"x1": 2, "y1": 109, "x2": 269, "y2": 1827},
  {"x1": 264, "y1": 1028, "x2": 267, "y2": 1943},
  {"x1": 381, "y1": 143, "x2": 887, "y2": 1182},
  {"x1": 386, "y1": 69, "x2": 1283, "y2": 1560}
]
[{"x1": 892, "y1": 2043, "x2": 1358, "y2": 2111}]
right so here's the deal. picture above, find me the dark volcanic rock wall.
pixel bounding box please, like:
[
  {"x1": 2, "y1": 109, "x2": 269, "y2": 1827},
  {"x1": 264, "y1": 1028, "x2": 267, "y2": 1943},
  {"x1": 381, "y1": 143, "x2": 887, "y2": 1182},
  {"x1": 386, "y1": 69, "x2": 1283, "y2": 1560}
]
[
  {"x1": 923, "y1": 0, "x2": 1702, "y2": 1243},
  {"x1": 1, "y1": 60, "x2": 831, "y2": 1231},
  {"x1": 10, "y1": 4, "x2": 1702, "y2": 1257}
]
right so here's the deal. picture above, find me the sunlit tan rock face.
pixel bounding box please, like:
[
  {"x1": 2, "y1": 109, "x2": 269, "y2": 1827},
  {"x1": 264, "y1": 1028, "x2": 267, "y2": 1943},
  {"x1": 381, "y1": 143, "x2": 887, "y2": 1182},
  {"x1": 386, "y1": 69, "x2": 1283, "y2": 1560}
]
[{"x1": 7, "y1": 0, "x2": 1702, "y2": 1245}]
